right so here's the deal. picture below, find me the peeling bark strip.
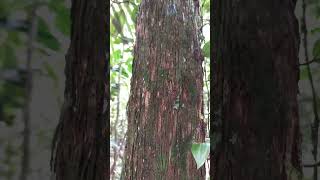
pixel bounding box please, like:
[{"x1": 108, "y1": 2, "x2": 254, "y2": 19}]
[
  {"x1": 212, "y1": 0, "x2": 302, "y2": 180},
  {"x1": 122, "y1": 0, "x2": 206, "y2": 179},
  {"x1": 50, "y1": 1, "x2": 107, "y2": 180}
]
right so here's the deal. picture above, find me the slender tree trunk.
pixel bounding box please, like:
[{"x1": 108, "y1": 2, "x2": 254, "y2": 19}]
[
  {"x1": 111, "y1": 61, "x2": 122, "y2": 179},
  {"x1": 50, "y1": 1, "x2": 108, "y2": 180},
  {"x1": 300, "y1": 0, "x2": 320, "y2": 180},
  {"x1": 122, "y1": 0, "x2": 206, "y2": 179},
  {"x1": 212, "y1": 0, "x2": 302, "y2": 179},
  {"x1": 20, "y1": 6, "x2": 38, "y2": 180}
]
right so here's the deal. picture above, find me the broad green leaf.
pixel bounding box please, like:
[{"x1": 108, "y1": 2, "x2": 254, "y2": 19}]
[
  {"x1": 191, "y1": 142, "x2": 210, "y2": 169},
  {"x1": 37, "y1": 17, "x2": 60, "y2": 51}
]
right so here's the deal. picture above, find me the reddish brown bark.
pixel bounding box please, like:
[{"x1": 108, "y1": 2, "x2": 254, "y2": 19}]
[
  {"x1": 50, "y1": 1, "x2": 108, "y2": 180},
  {"x1": 212, "y1": 0, "x2": 302, "y2": 179},
  {"x1": 122, "y1": 0, "x2": 206, "y2": 179}
]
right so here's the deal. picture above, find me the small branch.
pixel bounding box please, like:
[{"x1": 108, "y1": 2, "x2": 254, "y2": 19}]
[
  {"x1": 299, "y1": 58, "x2": 320, "y2": 66},
  {"x1": 304, "y1": 161, "x2": 320, "y2": 167}
]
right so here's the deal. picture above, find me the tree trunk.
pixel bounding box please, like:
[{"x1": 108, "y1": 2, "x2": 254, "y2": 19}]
[
  {"x1": 212, "y1": 0, "x2": 302, "y2": 179},
  {"x1": 20, "y1": 6, "x2": 37, "y2": 180},
  {"x1": 122, "y1": 0, "x2": 206, "y2": 179},
  {"x1": 50, "y1": 1, "x2": 108, "y2": 180}
]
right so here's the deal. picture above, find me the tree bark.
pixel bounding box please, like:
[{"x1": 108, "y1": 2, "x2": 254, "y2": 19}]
[
  {"x1": 50, "y1": 1, "x2": 108, "y2": 180},
  {"x1": 122, "y1": 0, "x2": 206, "y2": 179},
  {"x1": 212, "y1": 0, "x2": 302, "y2": 179}
]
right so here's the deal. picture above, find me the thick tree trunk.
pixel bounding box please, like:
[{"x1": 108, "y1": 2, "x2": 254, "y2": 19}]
[
  {"x1": 50, "y1": 1, "x2": 108, "y2": 180},
  {"x1": 212, "y1": 0, "x2": 302, "y2": 179},
  {"x1": 122, "y1": 0, "x2": 206, "y2": 179}
]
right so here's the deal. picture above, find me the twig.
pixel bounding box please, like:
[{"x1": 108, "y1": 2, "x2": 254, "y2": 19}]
[
  {"x1": 304, "y1": 161, "x2": 320, "y2": 167},
  {"x1": 299, "y1": 58, "x2": 319, "y2": 66}
]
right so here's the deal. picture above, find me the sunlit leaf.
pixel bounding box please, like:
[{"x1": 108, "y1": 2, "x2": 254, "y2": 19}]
[
  {"x1": 191, "y1": 142, "x2": 210, "y2": 169},
  {"x1": 202, "y1": 41, "x2": 210, "y2": 58},
  {"x1": 113, "y1": 49, "x2": 122, "y2": 61}
]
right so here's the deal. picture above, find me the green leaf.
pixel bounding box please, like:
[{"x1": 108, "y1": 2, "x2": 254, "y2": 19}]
[
  {"x1": 191, "y1": 142, "x2": 210, "y2": 169},
  {"x1": 43, "y1": 62, "x2": 58, "y2": 87},
  {"x1": 202, "y1": 41, "x2": 210, "y2": 58},
  {"x1": 300, "y1": 66, "x2": 309, "y2": 80},
  {"x1": 311, "y1": 27, "x2": 320, "y2": 34},
  {"x1": 55, "y1": 10, "x2": 70, "y2": 36},
  {"x1": 37, "y1": 18, "x2": 60, "y2": 51},
  {"x1": 202, "y1": 0, "x2": 210, "y2": 13},
  {"x1": 0, "y1": 44, "x2": 17, "y2": 69},
  {"x1": 113, "y1": 49, "x2": 122, "y2": 61},
  {"x1": 121, "y1": 68, "x2": 129, "y2": 78},
  {"x1": 313, "y1": 39, "x2": 320, "y2": 58},
  {"x1": 53, "y1": 4, "x2": 70, "y2": 36},
  {"x1": 7, "y1": 31, "x2": 22, "y2": 46},
  {"x1": 313, "y1": 5, "x2": 320, "y2": 19},
  {"x1": 113, "y1": 36, "x2": 122, "y2": 45}
]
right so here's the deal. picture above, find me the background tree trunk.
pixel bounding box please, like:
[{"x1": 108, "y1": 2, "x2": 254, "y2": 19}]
[
  {"x1": 50, "y1": 0, "x2": 108, "y2": 180},
  {"x1": 122, "y1": 0, "x2": 206, "y2": 179},
  {"x1": 212, "y1": 0, "x2": 302, "y2": 179},
  {"x1": 20, "y1": 5, "x2": 38, "y2": 180}
]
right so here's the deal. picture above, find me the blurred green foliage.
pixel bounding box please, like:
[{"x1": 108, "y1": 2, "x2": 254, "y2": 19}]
[{"x1": 0, "y1": 0, "x2": 70, "y2": 179}]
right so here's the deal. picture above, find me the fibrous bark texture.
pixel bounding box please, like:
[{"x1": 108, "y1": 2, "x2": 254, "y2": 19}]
[
  {"x1": 122, "y1": 0, "x2": 206, "y2": 179},
  {"x1": 50, "y1": 0, "x2": 108, "y2": 180},
  {"x1": 212, "y1": 0, "x2": 302, "y2": 179}
]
